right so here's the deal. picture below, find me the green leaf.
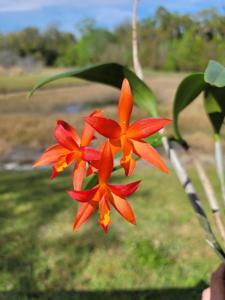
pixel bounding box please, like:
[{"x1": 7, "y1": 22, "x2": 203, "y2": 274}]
[
  {"x1": 204, "y1": 86, "x2": 225, "y2": 134},
  {"x1": 145, "y1": 132, "x2": 162, "y2": 148},
  {"x1": 173, "y1": 73, "x2": 206, "y2": 141},
  {"x1": 204, "y1": 91, "x2": 222, "y2": 114},
  {"x1": 30, "y1": 63, "x2": 158, "y2": 117},
  {"x1": 204, "y1": 60, "x2": 225, "y2": 88}
]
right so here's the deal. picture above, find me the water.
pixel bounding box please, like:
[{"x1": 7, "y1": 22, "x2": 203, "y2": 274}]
[{"x1": 64, "y1": 104, "x2": 86, "y2": 113}]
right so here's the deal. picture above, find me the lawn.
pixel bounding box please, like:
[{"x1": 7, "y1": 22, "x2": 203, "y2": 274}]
[
  {"x1": 0, "y1": 69, "x2": 84, "y2": 94},
  {"x1": 0, "y1": 165, "x2": 221, "y2": 300}
]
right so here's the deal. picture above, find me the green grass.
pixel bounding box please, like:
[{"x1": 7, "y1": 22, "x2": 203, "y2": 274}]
[
  {"x1": 0, "y1": 70, "x2": 84, "y2": 94},
  {"x1": 0, "y1": 165, "x2": 221, "y2": 299},
  {"x1": 0, "y1": 68, "x2": 184, "y2": 94}
]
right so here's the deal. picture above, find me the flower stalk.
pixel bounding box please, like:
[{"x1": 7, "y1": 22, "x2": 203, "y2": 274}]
[{"x1": 214, "y1": 134, "x2": 225, "y2": 206}]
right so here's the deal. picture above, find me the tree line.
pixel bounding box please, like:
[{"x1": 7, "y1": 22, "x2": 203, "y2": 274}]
[{"x1": 1, "y1": 7, "x2": 225, "y2": 71}]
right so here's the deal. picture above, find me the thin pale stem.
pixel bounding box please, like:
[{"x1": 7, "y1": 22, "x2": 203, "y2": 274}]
[
  {"x1": 132, "y1": 0, "x2": 144, "y2": 80},
  {"x1": 161, "y1": 136, "x2": 225, "y2": 260},
  {"x1": 214, "y1": 135, "x2": 225, "y2": 206},
  {"x1": 130, "y1": 0, "x2": 225, "y2": 259},
  {"x1": 187, "y1": 147, "x2": 225, "y2": 245}
]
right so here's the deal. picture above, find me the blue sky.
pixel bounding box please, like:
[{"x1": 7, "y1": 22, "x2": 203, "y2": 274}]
[{"x1": 0, "y1": 0, "x2": 224, "y2": 34}]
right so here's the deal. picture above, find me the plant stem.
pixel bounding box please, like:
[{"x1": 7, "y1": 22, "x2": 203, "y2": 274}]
[
  {"x1": 131, "y1": 0, "x2": 225, "y2": 260},
  {"x1": 214, "y1": 134, "x2": 225, "y2": 206},
  {"x1": 132, "y1": 0, "x2": 144, "y2": 80},
  {"x1": 162, "y1": 137, "x2": 225, "y2": 260},
  {"x1": 187, "y1": 147, "x2": 225, "y2": 245}
]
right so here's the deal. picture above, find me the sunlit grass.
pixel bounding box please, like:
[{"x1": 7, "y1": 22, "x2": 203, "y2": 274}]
[
  {"x1": 0, "y1": 69, "x2": 83, "y2": 94},
  {"x1": 0, "y1": 165, "x2": 221, "y2": 299}
]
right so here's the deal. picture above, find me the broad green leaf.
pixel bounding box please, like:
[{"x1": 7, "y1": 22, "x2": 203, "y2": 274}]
[
  {"x1": 204, "y1": 89, "x2": 224, "y2": 134},
  {"x1": 173, "y1": 73, "x2": 206, "y2": 141},
  {"x1": 30, "y1": 63, "x2": 158, "y2": 117},
  {"x1": 204, "y1": 60, "x2": 225, "y2": 88},
  {"x1": 204, "y1": 91, "x2": 222, "y2": 114}
]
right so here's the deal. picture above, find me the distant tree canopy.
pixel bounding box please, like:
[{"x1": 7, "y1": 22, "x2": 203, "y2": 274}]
[{"x1": 1, "y1": 7, "x2": 225, "y2": 71}]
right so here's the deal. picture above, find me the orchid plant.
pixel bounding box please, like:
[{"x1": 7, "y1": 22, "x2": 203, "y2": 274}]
[
  {"x1": 33, "y1": 78, "x2": 170, "y2": 232},
  {"x1": 30, "y1": 0, "x2": 225, "y2": 264}
]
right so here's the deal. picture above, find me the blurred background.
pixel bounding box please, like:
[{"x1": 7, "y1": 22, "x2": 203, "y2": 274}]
[{"x1": 1, "y1": 1, "x2": 225, "y2": 299}]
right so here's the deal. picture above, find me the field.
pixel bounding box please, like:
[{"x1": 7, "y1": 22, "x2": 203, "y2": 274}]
[
  {"x1": 0, "y1": 70, "x2": 224, "y2": 162},
  {"x1": 0, "y1": 167, "x2": 221, "y2": 300},
  {"x1": 0, "y1": 70, "x2": 224, "y2": 299}
]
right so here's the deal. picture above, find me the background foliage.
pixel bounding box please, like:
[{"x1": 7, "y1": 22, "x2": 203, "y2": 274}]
[{"x1": 1, "y1": 7, "x2": 225, "y2": 70}]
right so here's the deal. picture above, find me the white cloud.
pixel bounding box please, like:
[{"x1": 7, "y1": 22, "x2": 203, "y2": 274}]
[{"x1": 0, "y1": 0, "x2": 131, "y2": 12}]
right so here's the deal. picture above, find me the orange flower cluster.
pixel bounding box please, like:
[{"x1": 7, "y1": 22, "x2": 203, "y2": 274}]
[{"x1": 33, "y1": 79, "x2": 171, "y2": 232}]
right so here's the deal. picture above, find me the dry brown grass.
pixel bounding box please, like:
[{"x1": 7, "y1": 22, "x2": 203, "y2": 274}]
[{"x1": 0, "y1": 72, "x2": 224, "y2": 161}]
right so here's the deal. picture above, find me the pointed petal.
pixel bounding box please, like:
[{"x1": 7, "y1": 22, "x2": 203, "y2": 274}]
[
  {"x1": 127, "y1": 118, "x2": 171, "y2": 139},
  {"x1": 67, "y1": 187, "x2": 98, "y2": 202},
  {"x1": 98, "y1": 195, "x2": 111, "y2": 233},
  {"x1": 55, "y1": 120, "x2": 80, "y2": 150},
  {"x1": 86, "y1": 160, "x2": 100, "y2": 176},
  {"x1": 33, "y1": 144, "x2": 68, "y2": 167},
  {"x1": 87, "y1": 165, "x2": 96, "y2": 176},
  {"x1": 53, "y1": 155, "x2": 69, "y2": 173},
  {"x1": 66, "y1": 151, "x2": 81, "y2": 165},
  {"x1": 118, "y1": 78, "x2": 133, "y2": 130},
  {"x1": 73, "y1": 160, "x2": 87, "y2": 190},
  {"x1": 121, "y1": 154, "x2": 136, "y2": 176},
  {"x1": 85, "y1": 116, "x2": 121, "y2": 139},
  {"x1": 109, "y1": 139, "x2": 121, "y2": 156},
  {"x1": 73, "y1": 201, "x2": 97, "y2": 231},
  {"x1": 50, "y1": 166, "x2": 58, "y2": 180},
  {"x1": 81, "y1": 147, "x2": 101, "y2": 161},
  {"x1": 81, "y1": 110, "x2": 103, "y2": 146},
  {"x1": 121, "y1": 137, "x2": 135, "y2": 176},
  {"x1": 108, "y1": 180, "x2": 141, "y2": 197},
  {"x1": 110, "y1": 192, "x2": 136, "y2": 224},
  {"x1": 98, "y1": 141, "x2": 113, "y2": 184},
  {"x1": 132, "y1": 139, "x2": 168, "y2": 173}
]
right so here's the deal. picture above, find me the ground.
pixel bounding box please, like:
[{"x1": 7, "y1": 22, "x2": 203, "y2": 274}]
[
  {"x1": 0, "y1": 70, "x2": 224, "y2": 163},
  {"x1": 0, "y1": 69, "x2": 224, "y2": 299},
  {"x1": 0, "y1": 167, "x2": 221, "y2": 299}
]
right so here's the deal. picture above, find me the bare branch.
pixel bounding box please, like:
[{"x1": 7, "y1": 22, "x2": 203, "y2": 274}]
[{"x1": 132, "y1": 0, "x2": 144, "y2": 80}]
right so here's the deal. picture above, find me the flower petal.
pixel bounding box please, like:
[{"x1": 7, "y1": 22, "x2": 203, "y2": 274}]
[
  {"x1": 85, "y1": 116, "x2": 121, "y2": 139},
  {"x1": 55, "y1": 120, "x2": 80, "y2": 150},
  {"x1": 98, "y1": 140, "x2": 113, "y2": 184},
  {"x1": 108, "y1": 180, "x2": 141, "y2": 198},
  {"x1": 73, "y1": 160, "x2": 87, "y2": 190},
  {"x1": 81, "y1": 110, "x2": 103, "y2": 146},
  {"x1": 54, "y1": 156, "x2": 69, "y2": 172},
  {"x1": 118, "y1": 78, "x2": 133, "y2": 130},
  {"x1": 73, "y1": 202, "x2": 97, "y2": 231},
  {"x1": 33, "y1": 144, "x2": 69, "y2": 167},
  {"x1": 120, "y1": 136, "x2": 135, "y2": 176},
  {"x1": 109, "y1": 139, "x2": 121, "y2": 156},
  {"x1": 50, "y1": 166, "x2": 58, "y2": 180},
  {"x1": 66, "y1": 151, "x2": 81, "y2": 165},
  {"x1": 132, "y1": 139, "x2": 168, "y2": 173},
  {"x1": 81, "y1": 147, "x2": 101, "y2": 161},
  {"x1": 110, "y1": 192, "x2": 136, "y2": 224},
  {"x1": 121, "y1": 154, "x2": 136, "y2": 176},
  {"x1": 98, "y1": 195, "x2": 111, "y2": 233},
  {"x1": 86, "y1": 160, "x2": 100, "y2": 176},
  {"x1": 67, "y1": 187, "x2": 98, "y2": 202},
  {"x1": 127, "y1": 118, "x2": 171, "y2": 139}
]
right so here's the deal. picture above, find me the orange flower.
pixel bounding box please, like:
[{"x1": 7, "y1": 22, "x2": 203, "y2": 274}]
[
  {"x1": 33, "y1": 111, "x2": 102, "y2": 190},
  {"x1": 85, "y1": 79, "x2": 171, "y2": 176},
  {"x1": 67, "y1": 141, "x2": 141, "y2": 232}
]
